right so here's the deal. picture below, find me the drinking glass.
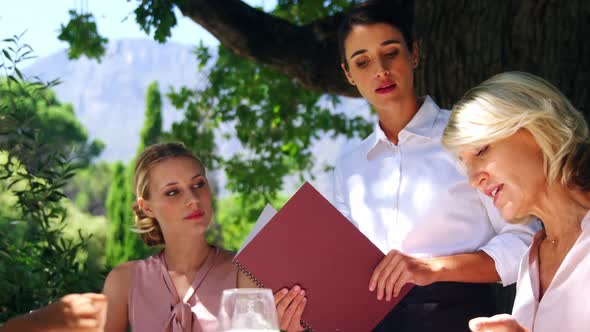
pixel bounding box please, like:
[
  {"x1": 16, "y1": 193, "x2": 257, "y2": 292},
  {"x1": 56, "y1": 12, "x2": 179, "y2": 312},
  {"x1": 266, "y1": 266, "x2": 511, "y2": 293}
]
[{"x1": 218, "y1": 288, "x2": 280, "y2": 332}]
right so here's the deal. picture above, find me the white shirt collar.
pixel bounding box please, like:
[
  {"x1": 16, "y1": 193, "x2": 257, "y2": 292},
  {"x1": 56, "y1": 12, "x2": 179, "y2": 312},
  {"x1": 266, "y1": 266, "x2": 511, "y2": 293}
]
[{"x1": 367, "y1": 95, "x2": 440, "y2": 157}]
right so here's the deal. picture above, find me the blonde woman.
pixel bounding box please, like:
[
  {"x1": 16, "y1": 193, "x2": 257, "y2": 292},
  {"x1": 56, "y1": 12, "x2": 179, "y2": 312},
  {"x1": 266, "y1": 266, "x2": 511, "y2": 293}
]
[
  {"x1": 442, "y1": 71, "x2": 590, "y2": 332},
  {"x1": 102, "y1": 143, "x2": 306, "y2": 332}
]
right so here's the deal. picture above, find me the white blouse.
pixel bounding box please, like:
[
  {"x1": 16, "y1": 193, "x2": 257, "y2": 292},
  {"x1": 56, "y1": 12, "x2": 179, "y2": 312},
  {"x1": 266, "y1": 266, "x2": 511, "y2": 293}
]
[
  {"x1": 512, "y1": 210, "x2": 590, "y2": 331},
  {"x1": 332, "y1": 96, "x2": 539, "y2": 285}
]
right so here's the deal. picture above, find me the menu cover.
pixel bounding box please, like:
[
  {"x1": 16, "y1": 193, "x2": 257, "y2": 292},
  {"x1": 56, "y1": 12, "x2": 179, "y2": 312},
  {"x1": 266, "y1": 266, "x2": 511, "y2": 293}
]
[{"x1": 233, "y1": 182, "x2": 412, "y2": 331}]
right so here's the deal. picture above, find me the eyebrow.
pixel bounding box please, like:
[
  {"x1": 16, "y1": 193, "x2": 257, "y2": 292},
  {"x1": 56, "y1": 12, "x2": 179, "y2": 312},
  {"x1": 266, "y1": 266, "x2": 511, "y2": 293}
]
[
  {"x1": 160, "y1": 174, "x2": 202, "y2": 190},
  {"x1": 350, "y1": 39, "x2": 402, "y2": 59}
]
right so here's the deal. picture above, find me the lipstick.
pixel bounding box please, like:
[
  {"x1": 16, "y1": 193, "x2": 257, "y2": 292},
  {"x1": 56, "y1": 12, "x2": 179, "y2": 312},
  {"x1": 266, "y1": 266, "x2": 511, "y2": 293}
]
[
  {"x1": 375, "y1": 82, "x2": 396, "y2": 94},
  {"x1": 184, "y1": 209, "x2": 205, "y2": 220}
]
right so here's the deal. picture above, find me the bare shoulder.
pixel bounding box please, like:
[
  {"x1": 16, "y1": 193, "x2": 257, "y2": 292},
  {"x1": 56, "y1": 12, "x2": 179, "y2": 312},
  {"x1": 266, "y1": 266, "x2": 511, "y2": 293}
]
[
  {"x1": 103, "y1": 261, "x2": 137, "y2": 294},
  {"x1": 106, "y1": 261, "x2": 137, "y2": 281},
  {"x1": 102, "y1": 261, "x2": 138, "y2": 332}
]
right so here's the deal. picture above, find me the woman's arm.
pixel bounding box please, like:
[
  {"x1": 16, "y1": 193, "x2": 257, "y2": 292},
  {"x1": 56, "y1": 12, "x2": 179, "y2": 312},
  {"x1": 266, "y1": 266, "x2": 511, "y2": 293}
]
[
  {"x1": 369, "y1": 189, "x2": 541, "y2": 302},
  {"x1": 102, "y1": 261, "x2": 135, "y2": 332},
  {"x1": 1, "y1": 293, "x2": 107, "y2": 332},
  {"x1": 369, "y1": 249, "x2": 500, "y2": 301}
]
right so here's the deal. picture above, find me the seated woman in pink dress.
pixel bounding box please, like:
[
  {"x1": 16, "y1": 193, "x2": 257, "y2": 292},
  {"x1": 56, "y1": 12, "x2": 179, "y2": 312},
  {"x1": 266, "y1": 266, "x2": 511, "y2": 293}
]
[
  {"x1": 102, "y1": 142, "x2": 306, "y2": 332},
  {"x1": 442, "y1": 71, "x2": 590, "y2": 332}
]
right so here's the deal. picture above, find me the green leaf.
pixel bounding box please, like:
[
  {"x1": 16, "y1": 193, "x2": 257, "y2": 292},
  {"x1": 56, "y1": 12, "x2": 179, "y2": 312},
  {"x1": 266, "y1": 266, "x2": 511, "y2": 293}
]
[
  {"x1": 2, "y1": 49, "x2": 12, "y2": 61},
  {"x1": 7, "y1": 75, "x2": 18, "y2": 84},
  {"x1": 134, "y1": 0, "x2": 177, "y2": 43},
  {"x1": 14, "y1": 67, "x2": 24, "y2": 80}
]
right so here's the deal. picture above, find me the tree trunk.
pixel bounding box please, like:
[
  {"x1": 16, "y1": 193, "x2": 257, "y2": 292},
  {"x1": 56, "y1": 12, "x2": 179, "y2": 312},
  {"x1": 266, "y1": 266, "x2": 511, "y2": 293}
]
[
  {"x1": 415, "y1": 0, "x2": 590, "y2": 114},
  {"x1": 178, "y1": 0, "x2": 590, "y2": 115}
]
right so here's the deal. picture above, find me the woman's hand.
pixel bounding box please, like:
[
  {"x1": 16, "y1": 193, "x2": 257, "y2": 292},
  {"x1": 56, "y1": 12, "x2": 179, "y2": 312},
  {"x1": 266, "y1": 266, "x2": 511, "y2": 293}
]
[
  {"x1": 369, "y1": 249, "x2": 439, "y2": 301},
  {"x1": 43, "y1": 293, "x2": 108, "y2": 331},
  {"x1": 469, "y1": 314, "x2": 528, "y2": 332},
  {"x1": 274, "y1": 286, "x2": 307, "y2": 332}
]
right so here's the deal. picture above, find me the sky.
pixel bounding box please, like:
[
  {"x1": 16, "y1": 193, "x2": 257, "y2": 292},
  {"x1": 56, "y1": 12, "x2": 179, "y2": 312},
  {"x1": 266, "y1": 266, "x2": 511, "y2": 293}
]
[{"x1": 0, "y1": 0, "x2": 276, "y2": 61}]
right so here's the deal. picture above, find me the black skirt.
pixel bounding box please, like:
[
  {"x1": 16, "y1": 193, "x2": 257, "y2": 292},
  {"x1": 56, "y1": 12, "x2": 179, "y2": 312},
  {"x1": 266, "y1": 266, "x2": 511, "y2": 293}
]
[{"x1": 372, "y1": 282, "x2": 514, "y2": 332}]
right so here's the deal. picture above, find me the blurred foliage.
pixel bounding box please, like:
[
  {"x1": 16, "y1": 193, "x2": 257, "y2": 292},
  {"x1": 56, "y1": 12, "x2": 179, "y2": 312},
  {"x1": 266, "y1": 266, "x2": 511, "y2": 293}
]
[
  {"x1": 273, "y1": 0, "x2": 356, "y2": 24},
  {"x1": 0, "y1": 35, "x2": 104, "y2": 321},
  {"x1": 137, "y1": 81, "x2": 163, "y2": 154},
  {"x1": 105, "y1": 162, "x2": 132, "y2": 268},
  {"x1": 63, "y1": 162, "x2": 113, "y2": 215},
  {"x1": 0, "y1": 81, "x2": 105, "y2": 168},
  {"x1": 212, "y1": 194, "x2": 288, "y2": 251},
  {"x1": 58, "y1": 10, "x2": 108, "y2": 61},
  {"x1": 0, "y1": 172, "x2": 109, "y2": 319},
  {"x1": 59, "y1": 200, "x2": 109, "y2": 273},
  {"x1": 134, "y1": 0, "x2": 180, "y2": 43}
]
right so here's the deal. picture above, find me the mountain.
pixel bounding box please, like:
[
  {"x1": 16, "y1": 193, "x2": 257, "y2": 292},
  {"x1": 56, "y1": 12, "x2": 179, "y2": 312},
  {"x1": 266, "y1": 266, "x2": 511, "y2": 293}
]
[
  {"x1": 25, "y1": 38, "x2": 205, "y2": 161},
  {"x1": 24, "y1": 38, "x2": 373, "y2": 196}
]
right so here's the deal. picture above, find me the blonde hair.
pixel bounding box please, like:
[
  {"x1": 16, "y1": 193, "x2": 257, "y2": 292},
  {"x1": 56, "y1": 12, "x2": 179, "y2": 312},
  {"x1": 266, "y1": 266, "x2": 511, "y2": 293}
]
[
  {"x1": 133, "y1": 142, "x2": 205, "y2": 246},
  {"x1": 442, "y1": 71, "x2": 590, "y2": 190}
]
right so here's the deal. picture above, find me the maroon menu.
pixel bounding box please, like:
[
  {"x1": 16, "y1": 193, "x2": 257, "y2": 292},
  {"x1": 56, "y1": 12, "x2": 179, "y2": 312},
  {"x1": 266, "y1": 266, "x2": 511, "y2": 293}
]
[{"x1": 233, "y1": 182, "x2": 413, "y2": 332}]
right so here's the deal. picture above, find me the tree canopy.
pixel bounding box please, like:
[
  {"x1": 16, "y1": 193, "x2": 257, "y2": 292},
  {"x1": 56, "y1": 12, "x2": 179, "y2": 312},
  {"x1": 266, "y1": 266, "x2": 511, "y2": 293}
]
[
  {"x1": 0, "y1": 80, "x2": 104, "y2": 168},
  {"x1": 60, "y1": 0, "x2": 590, "y2": 112},
  {"x1": 56, "y1": 0, "x2": 590, "y2": 203}
]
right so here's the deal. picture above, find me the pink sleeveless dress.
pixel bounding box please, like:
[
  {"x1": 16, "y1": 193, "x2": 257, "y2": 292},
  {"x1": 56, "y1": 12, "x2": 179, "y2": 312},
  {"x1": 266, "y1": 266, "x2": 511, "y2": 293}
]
[{"x1": 128, "y1": 247, "x2": 237, "y2": 332}]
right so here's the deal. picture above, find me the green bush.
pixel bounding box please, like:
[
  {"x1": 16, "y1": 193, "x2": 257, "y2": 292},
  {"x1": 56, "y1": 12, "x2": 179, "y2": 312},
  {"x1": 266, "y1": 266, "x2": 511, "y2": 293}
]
[
  {"x1": 0, "y1": 35, "x2": 104, "y2": 322},
  {"x1": 64, "y1": 162, "x2": 113, "y2": 215}
]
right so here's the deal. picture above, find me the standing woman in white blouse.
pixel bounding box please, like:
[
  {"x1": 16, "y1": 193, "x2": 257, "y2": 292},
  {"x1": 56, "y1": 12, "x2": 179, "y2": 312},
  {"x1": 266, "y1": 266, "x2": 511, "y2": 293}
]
[
  {"x1": 443, "y1": 72, "x2": 590, "y2": 332},
  {"x1": 333, "y1": 1, "x2": 539, "y2": 331}
]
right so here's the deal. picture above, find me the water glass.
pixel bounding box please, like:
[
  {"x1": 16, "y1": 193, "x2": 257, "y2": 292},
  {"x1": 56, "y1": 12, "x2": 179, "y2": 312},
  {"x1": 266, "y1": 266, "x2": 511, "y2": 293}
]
[{"x1": 218, "y1": 288, "x2": 280, "y2": 332}]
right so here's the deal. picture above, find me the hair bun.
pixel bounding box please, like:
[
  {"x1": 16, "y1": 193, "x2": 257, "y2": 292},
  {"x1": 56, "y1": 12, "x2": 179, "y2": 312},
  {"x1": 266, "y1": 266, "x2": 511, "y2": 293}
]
[
  {"x1": 131, "y1": 202, "x2": 165, "y2": 246},
  {"x1": 132, "y1": 203, "x2": 148, "y2": 219}
]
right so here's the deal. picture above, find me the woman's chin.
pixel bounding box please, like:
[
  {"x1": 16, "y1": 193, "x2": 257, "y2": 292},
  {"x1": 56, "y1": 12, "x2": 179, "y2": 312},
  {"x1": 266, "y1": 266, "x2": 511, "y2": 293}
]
[{"x1": 186, "y1": 219, "x2": 212, "y2": 234}]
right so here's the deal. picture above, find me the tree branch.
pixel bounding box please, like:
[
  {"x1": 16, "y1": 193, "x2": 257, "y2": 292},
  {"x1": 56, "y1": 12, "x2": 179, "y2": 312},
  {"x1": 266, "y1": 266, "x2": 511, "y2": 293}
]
[
  {"x1": 177, "y1": 0, "x2": 360, "y2": 97},
  {"x1": 177, "y1": 0, "x2": 590, "y2": 114}
]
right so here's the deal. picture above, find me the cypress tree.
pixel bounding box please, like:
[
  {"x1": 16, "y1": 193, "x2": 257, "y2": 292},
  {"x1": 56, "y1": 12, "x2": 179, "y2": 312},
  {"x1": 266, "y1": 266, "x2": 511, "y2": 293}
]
[
  {"x1": 137, "y1": 81, "x2": 163, "y2": 154},
  {"x1": 106, "y1": 82, "x2": 164, "y2": 265},
  {"x1": 105, "y1": 162, "x2": 128, "y2": 268},
  {"x1": 124, "y1": 81, "x2": 164, "y2": 260},
  {"x1": 123, "y1": 159, "x2": 151, "y2": 260}
]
